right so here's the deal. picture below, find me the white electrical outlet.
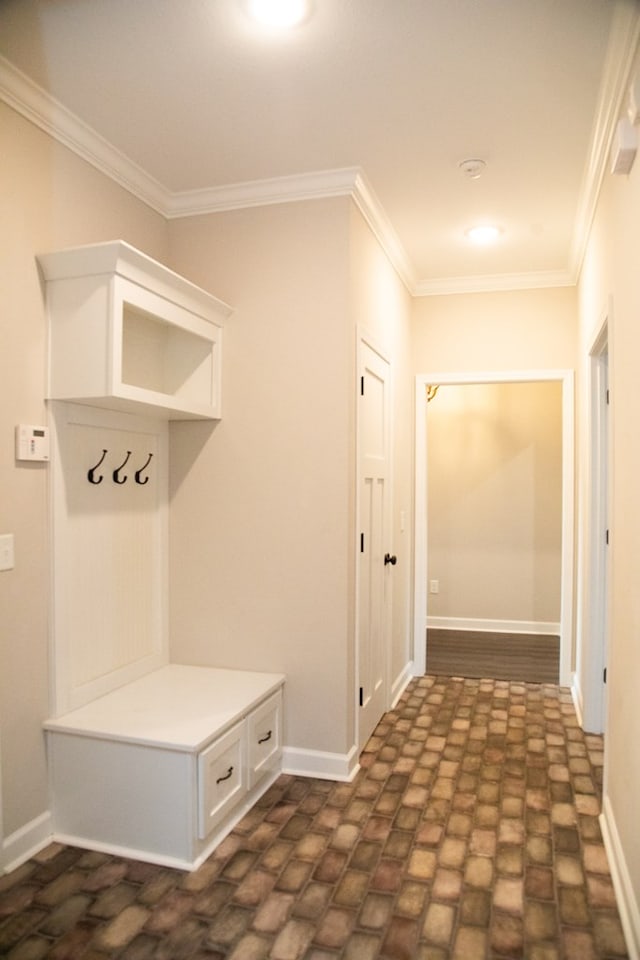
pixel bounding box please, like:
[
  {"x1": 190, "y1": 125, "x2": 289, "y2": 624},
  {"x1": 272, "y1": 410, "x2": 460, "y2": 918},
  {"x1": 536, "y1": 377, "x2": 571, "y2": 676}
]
[
  {"x1": 429, "y1": 579, "x2": 439, "y2": 594},
  {"x1": 0, "y1": 534, "x2": 15, "y2": 571}
]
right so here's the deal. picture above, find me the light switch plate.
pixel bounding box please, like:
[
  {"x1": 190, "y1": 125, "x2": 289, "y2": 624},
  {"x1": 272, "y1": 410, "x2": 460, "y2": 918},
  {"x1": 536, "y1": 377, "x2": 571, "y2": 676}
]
[{"x1": 0, "y1": 534, "x2": 15, "y2": 571}]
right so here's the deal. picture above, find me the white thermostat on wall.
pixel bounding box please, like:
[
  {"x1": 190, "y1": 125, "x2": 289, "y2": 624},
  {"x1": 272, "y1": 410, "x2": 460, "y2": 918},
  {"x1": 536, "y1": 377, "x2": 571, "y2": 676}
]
[{"x1": 15, "y1": 424, "x2": 50, "y2": 462}]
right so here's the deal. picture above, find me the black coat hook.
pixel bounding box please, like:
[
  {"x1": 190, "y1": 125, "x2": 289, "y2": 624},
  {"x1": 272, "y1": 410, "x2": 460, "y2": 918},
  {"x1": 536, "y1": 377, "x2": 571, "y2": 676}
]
[
  {"x1": 135, "y1": 453, "x2": 153, "y2": 485},
  {"x1": 113, "y1": 450, "x2": 132, "y2": 484},
  {"x1": 88, "y1": 449, "x2": 107, "y2": 485}
]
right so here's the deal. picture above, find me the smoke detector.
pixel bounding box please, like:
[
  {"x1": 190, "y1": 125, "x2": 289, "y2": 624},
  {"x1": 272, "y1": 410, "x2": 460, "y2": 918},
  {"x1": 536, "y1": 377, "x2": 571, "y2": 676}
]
[{"x1": 459, "y1": 158, "x2": 487, "y2": 180}]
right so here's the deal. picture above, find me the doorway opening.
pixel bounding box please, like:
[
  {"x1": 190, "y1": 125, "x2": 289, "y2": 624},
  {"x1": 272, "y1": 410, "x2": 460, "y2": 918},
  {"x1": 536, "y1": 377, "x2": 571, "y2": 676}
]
[{"x1": 413, "y1": 370, "x2": 575, "y2": 686}]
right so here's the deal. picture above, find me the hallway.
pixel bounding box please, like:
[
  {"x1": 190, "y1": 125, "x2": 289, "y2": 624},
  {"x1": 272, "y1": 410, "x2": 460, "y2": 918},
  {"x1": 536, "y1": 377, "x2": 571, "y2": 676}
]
[{"x1": 0, "y1": 675, "x2": 626, "y2": 959}]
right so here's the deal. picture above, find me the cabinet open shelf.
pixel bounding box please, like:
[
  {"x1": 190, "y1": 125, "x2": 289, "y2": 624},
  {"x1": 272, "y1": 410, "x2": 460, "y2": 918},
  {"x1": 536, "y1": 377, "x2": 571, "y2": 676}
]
[{"x1": 38, "y1": 240, "x2": 232, "y2": 420}]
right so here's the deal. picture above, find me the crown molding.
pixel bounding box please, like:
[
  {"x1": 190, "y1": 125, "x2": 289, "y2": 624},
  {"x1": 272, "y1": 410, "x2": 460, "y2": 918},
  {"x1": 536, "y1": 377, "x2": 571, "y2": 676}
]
[
  {"x1": 350, "y1": 171, "x2": 416, "y2": 292},
  {"x1": 0, "y1": 55, "x2": 171, "y2": 215},
  {"x1": 414, "y1": 269, "x2": 575, "y2": 298},
  {"x1": 166, "y1": 167, "x2": 415, "y2": 292},
  {"x1": 3, "y1": 9, "x2": 635, "y2": 301},
  {"x1": 569, "y1": 0, "x2": 640, "y2": 280},
  {"x1": 0, "y1": 54, "x2": 414, "y2": 290},
  {"x1": 165, "y1": 167, "x2": 361, "y2": 217}
]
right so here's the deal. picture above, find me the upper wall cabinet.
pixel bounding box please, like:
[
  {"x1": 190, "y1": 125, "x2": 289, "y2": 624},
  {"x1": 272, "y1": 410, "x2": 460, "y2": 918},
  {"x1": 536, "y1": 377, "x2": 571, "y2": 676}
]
[{"x1": 38, "y1": 241, "x2": 232, "y2": 420}]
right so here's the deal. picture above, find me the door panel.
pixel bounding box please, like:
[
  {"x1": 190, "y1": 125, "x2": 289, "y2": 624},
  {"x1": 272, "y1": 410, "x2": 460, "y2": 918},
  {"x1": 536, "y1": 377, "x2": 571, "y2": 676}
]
[{"x1": 357, "y1": 341, "x2": 391, "y2": 751}]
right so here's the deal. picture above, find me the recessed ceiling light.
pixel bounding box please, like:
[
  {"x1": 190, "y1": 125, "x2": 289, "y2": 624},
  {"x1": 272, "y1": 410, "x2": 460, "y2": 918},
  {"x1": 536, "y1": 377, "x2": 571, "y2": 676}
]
[
  {"x1": 465, "y1": 225, "x2": 502, "y2": 245},
  {"x1": 247, "y1": 0, "x2": 309, "y2": 28}
]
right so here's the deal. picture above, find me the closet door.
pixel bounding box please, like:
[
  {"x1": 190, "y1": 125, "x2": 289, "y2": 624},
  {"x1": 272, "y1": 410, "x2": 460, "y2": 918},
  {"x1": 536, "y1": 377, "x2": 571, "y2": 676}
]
[{"x1": 357, "y1": 338, "x2": 392, "y2": 751}]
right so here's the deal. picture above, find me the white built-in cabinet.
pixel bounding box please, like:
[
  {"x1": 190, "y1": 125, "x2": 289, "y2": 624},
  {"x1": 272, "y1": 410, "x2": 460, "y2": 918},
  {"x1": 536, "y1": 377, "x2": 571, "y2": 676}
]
[
  {"x1": 38, "y1": 240, "x2": 230, "y2": 420},
  {"x1": 38, "y1": 241, "x2": 285, "y2": 870}
]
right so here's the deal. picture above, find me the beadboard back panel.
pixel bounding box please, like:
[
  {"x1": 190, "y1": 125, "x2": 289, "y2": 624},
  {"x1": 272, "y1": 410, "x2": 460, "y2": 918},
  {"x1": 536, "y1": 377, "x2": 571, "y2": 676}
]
[{"x1": 50, "y1": 402, "x2": 168, "y2": 715}]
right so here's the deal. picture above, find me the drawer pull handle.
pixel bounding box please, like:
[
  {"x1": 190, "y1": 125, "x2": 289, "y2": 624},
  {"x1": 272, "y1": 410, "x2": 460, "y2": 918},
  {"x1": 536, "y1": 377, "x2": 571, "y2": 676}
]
[
  {"x1": 216, "y1": 766, "x2": 234, "y2": 784},
  {"x1": 258, "y1": 730, "x2": 272, "y2": 745}
]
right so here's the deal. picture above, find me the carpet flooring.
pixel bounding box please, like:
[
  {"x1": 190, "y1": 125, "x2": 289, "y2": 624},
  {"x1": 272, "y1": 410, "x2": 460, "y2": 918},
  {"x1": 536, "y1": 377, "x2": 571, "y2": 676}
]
[
  {"x1": 427, "y1": 630, "x2": 560, "y2": 685},
  {"x1": 0, "y1": 674, "x2": 626, "y2": 959}
]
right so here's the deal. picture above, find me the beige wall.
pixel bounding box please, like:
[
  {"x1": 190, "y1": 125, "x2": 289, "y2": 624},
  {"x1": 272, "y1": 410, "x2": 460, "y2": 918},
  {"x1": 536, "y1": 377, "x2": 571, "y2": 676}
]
[
  {"x1": 427, "y1": 381, "x2": 562, "y2": 624},
  {"x1": 412, "y1": 286, "x2": 578, "y2": 375},
  {"x1": 577, "y1": 48, "x2": 640, "y2": 916},
  {"x1": 0, "y1": 102, "x2": 168, "y2": 841},
  {"x1": 167, "y1": 200, "x2": 354, "y2": 757},
  {"x1": 167, "y1": 199, "x2": 414, "y2": 759}
]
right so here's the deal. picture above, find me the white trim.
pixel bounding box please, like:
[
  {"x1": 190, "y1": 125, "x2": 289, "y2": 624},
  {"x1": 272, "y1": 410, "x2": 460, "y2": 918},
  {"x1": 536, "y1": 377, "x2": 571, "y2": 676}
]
[
  {"x1": 169, "y1": 169, "x2": 416, "y2": 294},
  {"x1": 167, "y1": 166, "x2": 360, "y2": 217},
  {"x1": 571, "y1": 671, "x2": 584, "y2": 728},
  {"x1": 351, "y1": 173, "x2": 415, "y2": 292},
  {"x1": 0, "y1": 58, "x2": 414, "y2": 291},
  {"x1": 413, "y1": 377, "x2": 428, "y2": 678},
  {"x1": 0, "y1": 56, "x2": 170, "y2": 215},
  {"x1": 414, "y1": 370, "x2": 574, "y2": 686},
  {"x1": 580, "y1": 313, "x2": 610, "y2": 734},
  {"x1": 600, "y1": 795, "x2": 640, "y2": 960},
  {"x1": 390, "y1": 663, "x2": 414, "y2": 708},
  {"x1": 569, "y1": 3, "x2": 640, "y2": 281},
  {"x1": 426, "y1": 617, "x2": 560, "y2": 636},
  {"x1": 281, "y1": 745, "x2": 360, "y2": 783},
  {"x1": 560, "y1": 372, "x2": 576, "y2": 687},
  {"x1": 2, "y1": 812, "x2": 53, "y2": 875},
  {"x1": 414, "y1": 269, "x2": 574, "y2": 298}
]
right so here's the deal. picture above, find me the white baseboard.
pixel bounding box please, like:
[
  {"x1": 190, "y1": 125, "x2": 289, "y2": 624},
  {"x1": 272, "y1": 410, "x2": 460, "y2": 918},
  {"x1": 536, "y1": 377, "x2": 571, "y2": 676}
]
[
  {"x1": 391, "y1": 662, "x2": 413, "y2": 707},
  {"x1": 282, "y1": 744, "x2": 359, "y2": 782},
  {"x1": 571, "y1": 671, "x2": 584, "y2": 727},
  {"x1": 2, "y1": 811, "x2": 54, "y2": 874},
  {"x1": 600, "y1": 794, "x2": 640, "y2": 960},
  {"x1": 426, "y1": 616, "x2": 561, "y2": 636}
]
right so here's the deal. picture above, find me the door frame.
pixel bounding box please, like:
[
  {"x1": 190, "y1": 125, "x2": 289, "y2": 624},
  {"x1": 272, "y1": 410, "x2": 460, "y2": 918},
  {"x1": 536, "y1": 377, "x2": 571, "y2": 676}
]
[
  {"x1": 413, "y1": 369, "x2": 575, "y2": 686},
  {"x1": 581, "y1": 316, "x2": 610, "y2": 733},
  {"x1": 355, "y1": 331, "x2": 392, "y2": 752}
]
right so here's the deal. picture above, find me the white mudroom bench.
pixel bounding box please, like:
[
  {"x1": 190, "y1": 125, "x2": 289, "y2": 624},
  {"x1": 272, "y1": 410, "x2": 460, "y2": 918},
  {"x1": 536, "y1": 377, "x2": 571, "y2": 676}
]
[{"x1": 44, "y1": 664, "x2": 285, "y2": 870}]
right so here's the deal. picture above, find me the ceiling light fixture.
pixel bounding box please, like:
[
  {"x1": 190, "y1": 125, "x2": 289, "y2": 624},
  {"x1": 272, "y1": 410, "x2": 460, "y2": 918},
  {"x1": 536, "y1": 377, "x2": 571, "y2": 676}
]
[
  {"x1": 247, "y1": 0, "x2": 309, "y2": 28},
  {"x1": 465, "y1": 224, "x2": 502, "y2": 245}
]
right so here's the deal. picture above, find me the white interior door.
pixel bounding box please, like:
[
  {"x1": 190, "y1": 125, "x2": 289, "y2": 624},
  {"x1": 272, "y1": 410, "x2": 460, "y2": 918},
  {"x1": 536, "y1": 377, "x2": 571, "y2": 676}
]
[
  {"x1": 357, "y1": 338, "x2": 391, "y2": 751},
  {"x1": 585, "y1": 331, "x2": 610, "y2": 733}
]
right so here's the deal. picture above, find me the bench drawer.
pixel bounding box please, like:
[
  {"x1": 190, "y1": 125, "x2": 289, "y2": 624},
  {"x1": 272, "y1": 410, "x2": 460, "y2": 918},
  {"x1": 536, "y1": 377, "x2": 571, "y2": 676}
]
[
  {"x1": 198, "y1": 722, "x2": 245, "y2": 839},
  {"x1": 248, "y1": 690, "x2": 282, "y2": 789}
]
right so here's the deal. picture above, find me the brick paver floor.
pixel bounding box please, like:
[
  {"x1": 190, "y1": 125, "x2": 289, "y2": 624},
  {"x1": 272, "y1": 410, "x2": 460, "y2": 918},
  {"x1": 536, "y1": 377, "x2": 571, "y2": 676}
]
[{"x1": 0, "y1": 675, "x2": 627, "y2": 958}]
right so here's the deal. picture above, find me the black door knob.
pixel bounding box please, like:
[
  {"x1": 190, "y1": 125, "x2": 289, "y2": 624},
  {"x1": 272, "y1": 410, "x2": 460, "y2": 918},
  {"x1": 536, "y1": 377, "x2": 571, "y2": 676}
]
[{"x1": 384, "y1": 553, "x2": 397, "y2": 566}]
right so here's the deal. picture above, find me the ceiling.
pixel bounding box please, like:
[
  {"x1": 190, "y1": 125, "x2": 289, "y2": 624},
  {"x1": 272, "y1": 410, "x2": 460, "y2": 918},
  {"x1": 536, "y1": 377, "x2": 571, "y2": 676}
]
[{"x1": 1, "y1": 0, "x2": 638, "y2": 294}]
